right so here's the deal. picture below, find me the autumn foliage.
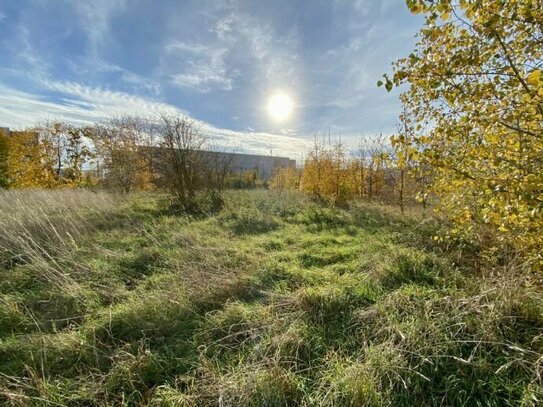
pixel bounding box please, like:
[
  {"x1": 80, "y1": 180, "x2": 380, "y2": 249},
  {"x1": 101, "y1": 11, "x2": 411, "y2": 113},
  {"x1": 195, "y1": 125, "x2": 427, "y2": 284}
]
[
  {"x1": 271, "y1": 134, "x2": 425, "y2": 209},
  {"x1": 269, "y1": 166, "x2": 300, "y2": 191},
  {"x1": 0, "y1": 129, "x2": 54, "y2": 188},
  {"x1": 386, "y1": 0, "x2": 543, "y2": 268}
]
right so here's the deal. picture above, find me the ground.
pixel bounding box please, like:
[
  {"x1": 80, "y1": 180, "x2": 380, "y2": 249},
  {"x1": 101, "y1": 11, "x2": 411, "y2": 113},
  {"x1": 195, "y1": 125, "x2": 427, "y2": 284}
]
[{"x1": 0, "y1": 189, "x2": 542, "y2": 406}]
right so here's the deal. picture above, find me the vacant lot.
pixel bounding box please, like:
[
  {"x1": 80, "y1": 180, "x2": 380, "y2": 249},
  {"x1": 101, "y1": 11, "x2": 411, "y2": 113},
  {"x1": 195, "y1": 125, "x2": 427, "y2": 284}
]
[{"x1": 0, "y1": 189, "x2": 541, "y2": 406}]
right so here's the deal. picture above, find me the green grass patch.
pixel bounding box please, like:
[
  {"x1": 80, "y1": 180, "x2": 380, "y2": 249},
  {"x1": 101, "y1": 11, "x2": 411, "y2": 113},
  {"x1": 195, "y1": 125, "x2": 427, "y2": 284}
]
[{"x1": 0, "y1": 189, "x2": 541, "y2": 406}]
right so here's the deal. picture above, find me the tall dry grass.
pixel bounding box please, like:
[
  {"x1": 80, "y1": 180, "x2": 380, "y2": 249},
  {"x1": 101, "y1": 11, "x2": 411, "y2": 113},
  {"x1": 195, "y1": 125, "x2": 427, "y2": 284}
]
[{"x1": 0, "y1": 189, "x2": 121, "y2": 289}]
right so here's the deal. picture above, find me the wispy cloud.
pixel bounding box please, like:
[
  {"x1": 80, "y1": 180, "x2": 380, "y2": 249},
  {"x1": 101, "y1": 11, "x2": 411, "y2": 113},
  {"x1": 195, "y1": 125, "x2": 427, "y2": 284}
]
[
  {"x1": 212, "y1": 8, "x2": 299, "y2": 85},
  {"x1": 3, "y1": 24, "x2": 47, "y2": 73},
  {"x1": 68, "y1": 0, "x2": 127, "y2": 58},
  {"x1": 200, "y1": 124, "x2": 311, "y2": 159},
  {"x1": 159, "y1": 4, "x2": 300, "y2": 95},
  {"x1": 164, "y1": 42, "x2": 233, "y2": 92},
  {"x1": 0, "y1": 78, "x2": 184, "y2": 127},
  {"x1": 120, "y1": 71, "x2": 162, "y2": 96},
  {"x1": 42, "y1": 80, "x2": 180, "y2": 117},
  {"x1": 0, "y1": 83, "x2": 100, "y2": 126}
]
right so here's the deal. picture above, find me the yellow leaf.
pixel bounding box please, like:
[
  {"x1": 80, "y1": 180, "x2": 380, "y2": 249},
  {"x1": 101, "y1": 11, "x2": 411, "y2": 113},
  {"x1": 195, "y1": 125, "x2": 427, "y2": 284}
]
[{"x1": 527, "y1": 69, "x2": 541, "y2": 86}]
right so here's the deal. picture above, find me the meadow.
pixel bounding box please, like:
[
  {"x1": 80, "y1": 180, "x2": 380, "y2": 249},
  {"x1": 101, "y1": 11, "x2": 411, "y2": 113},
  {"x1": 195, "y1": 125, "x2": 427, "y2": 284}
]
[{"x1": 0, "y1": 189, "x2": 542, "y2": 406}]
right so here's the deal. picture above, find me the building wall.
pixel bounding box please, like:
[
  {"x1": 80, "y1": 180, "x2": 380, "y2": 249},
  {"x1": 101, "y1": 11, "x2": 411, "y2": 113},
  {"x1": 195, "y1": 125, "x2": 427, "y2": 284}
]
[
  {"x1": 200, "y1": 150, "x2": 295, "y2": 179},
  {"x1": 147, "y1": 146, "x2": 296, "y2": 180}
]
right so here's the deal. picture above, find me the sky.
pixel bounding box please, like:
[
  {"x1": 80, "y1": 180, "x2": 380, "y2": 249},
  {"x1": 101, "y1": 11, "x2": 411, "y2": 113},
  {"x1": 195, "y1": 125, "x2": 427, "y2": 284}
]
[{"x1": 0, "y1": 0, "x2": 423, "y2": 158}]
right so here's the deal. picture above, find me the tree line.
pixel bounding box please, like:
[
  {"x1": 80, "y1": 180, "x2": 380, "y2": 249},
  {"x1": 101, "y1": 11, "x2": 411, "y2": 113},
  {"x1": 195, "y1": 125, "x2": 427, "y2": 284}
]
[
  {"x1": 0, "y1": 115, "x2": 250, "y2": 210},
  {"x1": 270, "y1": 108, "x2": 432, "y2": 213}
]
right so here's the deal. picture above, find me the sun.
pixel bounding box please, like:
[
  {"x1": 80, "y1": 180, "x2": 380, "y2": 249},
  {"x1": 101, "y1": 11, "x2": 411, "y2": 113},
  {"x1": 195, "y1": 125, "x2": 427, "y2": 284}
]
[{"x1": 267, "y1": 92, "x2": 294, "y2": 121}]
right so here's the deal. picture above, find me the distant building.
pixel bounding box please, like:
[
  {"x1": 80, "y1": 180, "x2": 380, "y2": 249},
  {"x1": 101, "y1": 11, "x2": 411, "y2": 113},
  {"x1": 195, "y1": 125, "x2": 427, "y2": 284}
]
[
  {"x1": 199, "y1": 150, "x2": 296, "y2": 179},
  {"x1": 144, "y1": 146, "x2": 295, "y2": 180}
]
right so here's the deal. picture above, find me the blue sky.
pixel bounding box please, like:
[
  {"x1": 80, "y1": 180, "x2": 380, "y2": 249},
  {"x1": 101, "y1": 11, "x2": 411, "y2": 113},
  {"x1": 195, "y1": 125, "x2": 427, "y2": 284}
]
[{"x1": 0, "y1": 0, "x2": 422, "y2": 157}]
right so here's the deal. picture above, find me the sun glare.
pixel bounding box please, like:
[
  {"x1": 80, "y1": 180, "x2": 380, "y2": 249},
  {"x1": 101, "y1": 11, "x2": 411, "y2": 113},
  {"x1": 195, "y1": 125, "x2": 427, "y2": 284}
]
[{"x1": 267, "y1": 92, "x2": 294, "y2": 121}]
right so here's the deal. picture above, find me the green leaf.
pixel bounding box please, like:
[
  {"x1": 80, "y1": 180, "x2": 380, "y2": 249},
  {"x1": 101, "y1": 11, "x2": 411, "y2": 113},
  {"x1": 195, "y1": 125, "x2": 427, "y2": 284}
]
[{"x1": 385, "y1": 80, "x2": 393, "y2": 92}]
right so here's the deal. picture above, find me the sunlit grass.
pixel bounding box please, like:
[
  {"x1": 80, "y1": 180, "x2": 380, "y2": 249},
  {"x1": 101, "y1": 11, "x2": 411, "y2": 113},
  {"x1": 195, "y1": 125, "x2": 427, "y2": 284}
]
[{"x1": 0, "y1": 189, "x2": 541, "y2": 406}]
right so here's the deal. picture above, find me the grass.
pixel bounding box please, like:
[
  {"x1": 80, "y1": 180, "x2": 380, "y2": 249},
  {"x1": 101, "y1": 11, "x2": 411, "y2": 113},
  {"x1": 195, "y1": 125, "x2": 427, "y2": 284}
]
[{"x1": 0, "y1": 188, "x2": 542, "y2": 406}]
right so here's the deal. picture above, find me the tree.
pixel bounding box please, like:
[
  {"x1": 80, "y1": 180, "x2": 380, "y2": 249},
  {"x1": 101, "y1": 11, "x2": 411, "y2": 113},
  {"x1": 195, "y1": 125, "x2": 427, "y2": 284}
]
[
  {"x1": 300, "y1": 136, "x2": 327, "y2": 200},
  {"x1": 39, "y1": 121, "x2": 69, "y2": 184},
  {"x1": 64, "y1": 126, "x2": 93, "y2": 185},
  {"x1": 36, "y1": 121, "x2": 94, "y2": 187},
  {"x1": 300, "y1": 137, "x2": 354, "y2": 205},
  {"x1": 360, "y1": 134, "x2": 388, "y2": 202},
  {"x1": 349, "y1": 137, "x2": 369, "y2": 200},
  {"x1": 158, "y1": 115, "x2": 207, "y2": 207},
  {"x1": 389, "y1": 104, "x2": 418, "y2": 213},
  {"x1": 270, "y1": 166, "x2": 300, "y2": 191},
  {"x1": 205, "y1": 145, "x2": 235, "y2": 193},
  {"x1": 91, "y1": 116, "x2": 153, "y2": 193},
  {"x1": 386, "y1": 0, "x2": 543, "y2": 267},
  {"x1": 5, "y1": 130, "x2": 54, "y2": 188}
]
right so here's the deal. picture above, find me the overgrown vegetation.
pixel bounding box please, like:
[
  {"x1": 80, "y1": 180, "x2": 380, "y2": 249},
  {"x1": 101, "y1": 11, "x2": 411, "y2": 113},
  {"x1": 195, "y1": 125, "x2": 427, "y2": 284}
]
[
  {"x1": 1, "y1": 189, "x2": 541, "y2": 406},
  {"x1": 1, "y1": 2, "x2": 542, "y2": 405},
  {"x1": 387, "y1": 0, "x2": 543, "y2": 270}
]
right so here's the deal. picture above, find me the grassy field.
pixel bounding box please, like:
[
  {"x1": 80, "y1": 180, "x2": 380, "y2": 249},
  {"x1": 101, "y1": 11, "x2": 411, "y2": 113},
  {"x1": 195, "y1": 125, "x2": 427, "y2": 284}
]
[{"x1": 0, "y1": 189, "x2": 542, "y2": 406}]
